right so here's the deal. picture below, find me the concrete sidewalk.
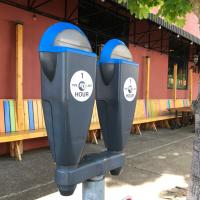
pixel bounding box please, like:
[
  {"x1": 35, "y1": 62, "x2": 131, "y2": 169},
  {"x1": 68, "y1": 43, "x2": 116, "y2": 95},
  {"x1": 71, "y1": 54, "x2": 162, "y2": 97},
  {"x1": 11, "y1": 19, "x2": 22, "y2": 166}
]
[{"x1": 0, "y1": 126, "x2": 194, "y2": 200}]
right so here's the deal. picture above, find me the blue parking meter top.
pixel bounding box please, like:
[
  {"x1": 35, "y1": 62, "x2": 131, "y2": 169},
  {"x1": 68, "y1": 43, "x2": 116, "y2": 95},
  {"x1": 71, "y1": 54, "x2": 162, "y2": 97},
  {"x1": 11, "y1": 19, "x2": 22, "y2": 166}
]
[
  {"x1": 99, "y1": 39, "x2": 138, "y2": 65},
  {"x1": 39, "y1": 22, "x2": 96, "y2": 57}
]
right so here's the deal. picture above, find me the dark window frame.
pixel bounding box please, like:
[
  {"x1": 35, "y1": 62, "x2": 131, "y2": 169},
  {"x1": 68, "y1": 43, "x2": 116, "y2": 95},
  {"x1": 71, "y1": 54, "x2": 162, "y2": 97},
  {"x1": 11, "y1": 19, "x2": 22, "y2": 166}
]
[
  {"x1": 78, "y1": 0, "x2": 129, "y2": 55},
  {"x1": 167, "y1": 37, "x2": 189, "y2": 90}
]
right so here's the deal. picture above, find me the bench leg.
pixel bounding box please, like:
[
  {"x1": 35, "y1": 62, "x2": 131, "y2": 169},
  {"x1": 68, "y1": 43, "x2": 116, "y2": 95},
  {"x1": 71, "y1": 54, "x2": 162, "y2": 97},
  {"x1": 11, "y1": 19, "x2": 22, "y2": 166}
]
[
  {"x1": 145, "y1": 123, "x2": 150, "y2": 130},
  {"x1": 159, "y1": 121, "x2": 164, "y2": 128},
  {"x1": 9, "y1": 141, "x2": 23, "y2": 161},
  {"x1": 10, "y1": 142, "x2": 15, "y2": 157},
  {"x1": 176, "y1": 118, "x2": 182, "y2": 127},
  {"x1": 135, "y1": 125, "x2": 142, "y2": 135},
  {"x1": 19, "y1": 141, "x2": 23, "y2": 155},
  {"x1": 92, "y1": 130, "x2": 98, "y2": 144},
  {"x1": 151, "y1": 122, "x2": 158, "y2": 132},
  {"x1": 88, "y1": 130, "x2": 98, "y2": 144},
  {"x1": 164, "y1": 120, "x2": 171, "y2": 129},
  {"x1": 15, "y1": 141, "x2": 22, "y2": 161}
]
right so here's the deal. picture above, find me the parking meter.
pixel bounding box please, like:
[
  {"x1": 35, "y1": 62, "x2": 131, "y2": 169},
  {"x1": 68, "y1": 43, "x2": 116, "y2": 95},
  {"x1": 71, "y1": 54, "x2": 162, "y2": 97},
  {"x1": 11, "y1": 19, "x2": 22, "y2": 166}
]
[
  {"x1": 39, "y1": 22, "x2": 96, "y2": 195},
  {"x1": 96, "y1": 39, "x2": 138, "y2": 174},
  {"x1": 39, "y1": 23, "x2": 138, "y2": 198}
]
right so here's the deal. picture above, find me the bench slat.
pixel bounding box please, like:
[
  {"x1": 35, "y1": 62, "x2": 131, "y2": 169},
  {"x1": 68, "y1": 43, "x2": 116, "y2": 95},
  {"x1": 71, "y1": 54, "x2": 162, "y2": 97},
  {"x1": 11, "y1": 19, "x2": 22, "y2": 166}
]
[
  {"x1": 4, "y1": 100, "x2": 11, "y2": 133},
  {"x1": 0, "y1": 99, "x2": 192, "y2": 145},
  {"x1": 90, "y1": 122, "x2": 100, "y2": 130},
  {"x1": 24, "y1": 100, "x2": 29, "y2": 130},
  {"x1": 0, "y1": 129, "x2": 47, "y2": 143},
  {"x1": 9, "y1": 100, "x2": 16, "y2": 132},
  {"x1": 33, "y1": 100, "x2": 39, "y2": 130},
  {"x1": 0, "y1": 100, "x2": 5, "y2": 133},
  {"x1": 37, "y1": 100, "x2": 44, "y2": 129},
  {"x1": 41, "y1": 104, "x2": 45, "y2": 129},
  {"x1": 28, "y1": 100, "x2": 35, "y2": 130},
  {"x1": 133, "y1": 115, "x2": 176, "y2": 124}
]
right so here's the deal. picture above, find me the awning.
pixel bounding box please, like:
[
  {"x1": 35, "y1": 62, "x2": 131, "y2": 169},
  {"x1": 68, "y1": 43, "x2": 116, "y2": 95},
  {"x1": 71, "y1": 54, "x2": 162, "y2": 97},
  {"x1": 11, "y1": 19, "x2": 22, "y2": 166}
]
[
  {"x1": 148, "y1": 13, "x2": 200, "y2": 45},
  {"x1": 112, "y1": 0, "x2": 200, "y2": 45}
]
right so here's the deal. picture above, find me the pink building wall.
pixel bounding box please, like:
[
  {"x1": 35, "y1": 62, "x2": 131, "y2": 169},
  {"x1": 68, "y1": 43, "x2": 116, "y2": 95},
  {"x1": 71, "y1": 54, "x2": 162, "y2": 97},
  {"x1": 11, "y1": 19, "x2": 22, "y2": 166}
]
[
  {"x1": 0, "y1": 1, "x2": 78, "y2": 99},
  {"x1": 128, "y1": 11, "x2": 200, "y2": 100},
  {"x1": 0, "y1": 3, "x2": 199, "y2": 100},
  {"x1": 130, "y1": 44, "x2": 199, "y2": 100},
  {"x1": 0, "y1": 2, "x2": 78, "y2": 155},
  {"x1": 184, "y1": 13, "x2": 200, "y2": 38}
]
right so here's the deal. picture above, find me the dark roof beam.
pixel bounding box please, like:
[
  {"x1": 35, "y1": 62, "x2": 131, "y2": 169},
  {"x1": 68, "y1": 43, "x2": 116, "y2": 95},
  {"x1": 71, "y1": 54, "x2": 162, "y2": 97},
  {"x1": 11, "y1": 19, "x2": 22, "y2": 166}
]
[
  {"x1": 148, "y1": 22, "x2": 151, "y2": 49},
  {"x1": 81, "y1": 0, "x2": 129, "y2": 21},
  {"x1": 33, "y1": 0, "x2": 52, "y2": 9},
  {"x1": 148, "y1": 13, "x2": 200, "y2": 46},
  {"x1": 30, "y1": 0, "x2": 36, "y2": 7},
  {"x1": 133, "y1": 33, "x2": 146, "y2": 46},
  {"x1": 64, "y1": 0, "x2": 67, "y2": 19},
  {"x1": 87, "y1": 21, "x2": 129, "y2": 34},
  {"x1": 129, "y1": 28, "x2": 160, "y2": 37},
  {"x1": 27, "y1": 0, "x2": 31, "y2": 7},
  {"x1": 0, "y1": 0, "x2": 64, "y2": 21},
  {"x1": 133, "y1": 38, "x2": 168, "y2": 47},
  {"x1": 161, "y1": 28, "x2": 163, "y2": 54},
  {"x1": 71, "y1": 9, "x2": 106, "y2": 22},
  {"x1": 133, "y1": 19, "x2": 136, "y2": 44},
  {"x1": 67, "y1": 4, "x2": 78, "y2": 21}
]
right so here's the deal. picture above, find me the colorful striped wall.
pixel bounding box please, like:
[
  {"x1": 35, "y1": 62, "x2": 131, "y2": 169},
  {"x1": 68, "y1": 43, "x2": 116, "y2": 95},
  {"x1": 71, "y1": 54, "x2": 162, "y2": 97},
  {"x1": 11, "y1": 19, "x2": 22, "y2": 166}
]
[
  {"x1": 0, "y1": 98, "x2": 191, "y2": 135},
  {"x1": 0, "y1": 99, "x2": 45, "y2": 135},
  {"x1": 134, "y1": 99, "x2": 190, "y2": 119}
]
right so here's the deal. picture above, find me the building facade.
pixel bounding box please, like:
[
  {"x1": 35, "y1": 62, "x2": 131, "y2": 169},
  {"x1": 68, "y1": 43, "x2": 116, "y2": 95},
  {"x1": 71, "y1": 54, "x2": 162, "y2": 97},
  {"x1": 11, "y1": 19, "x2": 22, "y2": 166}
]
[{"x1": 0, "y1": 0, "x2": 199, "y2": 155}]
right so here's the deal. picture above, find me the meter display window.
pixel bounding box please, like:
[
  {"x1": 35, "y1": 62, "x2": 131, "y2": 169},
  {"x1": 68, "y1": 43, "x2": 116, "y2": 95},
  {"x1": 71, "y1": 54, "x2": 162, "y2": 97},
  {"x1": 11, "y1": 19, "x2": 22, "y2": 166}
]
[
  {"x1": 111, "y1": 45, "x2": 133, "y2": 61},
  {"x1": 55, "y1": 29, "x2": 92, "y2": 52}
]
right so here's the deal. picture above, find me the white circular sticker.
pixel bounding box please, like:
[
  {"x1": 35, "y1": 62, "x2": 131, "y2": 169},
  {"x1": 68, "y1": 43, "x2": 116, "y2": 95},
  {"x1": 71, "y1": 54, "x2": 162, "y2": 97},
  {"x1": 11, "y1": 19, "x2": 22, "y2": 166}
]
[
  {"x1": 123, "y1": 77, "x2": 137, "y2": 102},
  {"x1": 70, "y1": 70, "x2": 93, "y2": 102}
]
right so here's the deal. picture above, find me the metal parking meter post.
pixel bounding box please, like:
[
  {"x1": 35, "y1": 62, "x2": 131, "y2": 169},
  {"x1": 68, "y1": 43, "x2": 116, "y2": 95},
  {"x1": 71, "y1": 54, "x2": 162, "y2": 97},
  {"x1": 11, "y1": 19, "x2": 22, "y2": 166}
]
[{"x1": 82, "y1": 176, "x2": 105, "y2": 200}]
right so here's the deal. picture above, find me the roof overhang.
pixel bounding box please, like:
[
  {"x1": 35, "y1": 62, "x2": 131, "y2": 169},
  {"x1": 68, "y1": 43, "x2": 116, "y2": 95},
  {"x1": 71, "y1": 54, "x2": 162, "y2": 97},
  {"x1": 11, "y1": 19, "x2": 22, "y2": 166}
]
[{"x1": 148, "y1": 13, "x2": 200, "y2": 46}]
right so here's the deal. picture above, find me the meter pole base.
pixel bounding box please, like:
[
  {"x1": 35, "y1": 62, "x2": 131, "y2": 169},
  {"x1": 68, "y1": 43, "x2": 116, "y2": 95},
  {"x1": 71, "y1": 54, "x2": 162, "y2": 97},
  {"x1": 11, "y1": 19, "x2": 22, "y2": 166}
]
[{"x1": 82, "y1": 176, "x2": 105, "y2": 200}]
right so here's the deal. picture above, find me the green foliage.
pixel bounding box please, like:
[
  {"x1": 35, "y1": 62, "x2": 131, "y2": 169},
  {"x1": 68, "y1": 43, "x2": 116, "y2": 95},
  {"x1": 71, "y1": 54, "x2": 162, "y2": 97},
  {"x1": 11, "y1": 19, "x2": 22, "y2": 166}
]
[{"x1": 117, "y1": 0, "x2": 192, "y2": 27}]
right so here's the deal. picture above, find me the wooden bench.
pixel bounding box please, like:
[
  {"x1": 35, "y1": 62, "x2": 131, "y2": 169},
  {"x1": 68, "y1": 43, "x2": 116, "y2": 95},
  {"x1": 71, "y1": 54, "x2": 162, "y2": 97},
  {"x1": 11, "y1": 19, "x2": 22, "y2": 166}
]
[
  {"x1": 0, "y1": 98, "x2": 192, "y2": 158},
  {"x1": 168, "y1": 106, "x2": 193, "y2": 127},
  {"x1": 88, "y1": 99, "x2": 191, "y2": 140},
  {"x1": 133, "y1": 99, "x2": 191, "y2": 134},
  {"x1": 0, "y1": 99, "x2": 102, "y2": 158},
  {"x1": 88, "y1": 101, "x2": 101, "y2": 144},
  {"x1": 0, "y1": 99, "x2": 47, "y2": 160}
]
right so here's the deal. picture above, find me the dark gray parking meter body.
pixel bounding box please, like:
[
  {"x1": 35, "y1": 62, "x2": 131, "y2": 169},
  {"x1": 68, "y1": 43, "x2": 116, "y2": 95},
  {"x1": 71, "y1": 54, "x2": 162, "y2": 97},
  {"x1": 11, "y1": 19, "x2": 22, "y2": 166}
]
[
  {"x1": 39, "y1": 22, "x2": 96, "y2": 195},
  {"x1": 39, "y1": 24, "x2": 139, "y2": 198},
  {"x1": 96, "y1": 39, "x2": 138, "y2": 156}
]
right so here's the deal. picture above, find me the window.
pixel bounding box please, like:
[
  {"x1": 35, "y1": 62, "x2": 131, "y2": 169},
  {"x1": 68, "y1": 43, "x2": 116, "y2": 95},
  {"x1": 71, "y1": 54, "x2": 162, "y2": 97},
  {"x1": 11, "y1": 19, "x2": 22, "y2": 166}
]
[
  {"x1": 167, "y1": 37, "x2": 189, "y2": 90},
  {"x1": 78, "y1": 0, "x2": 129, "y2": 55}
]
